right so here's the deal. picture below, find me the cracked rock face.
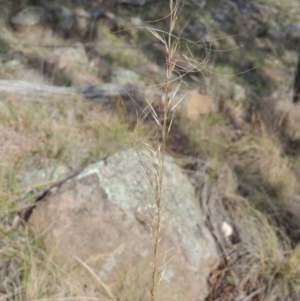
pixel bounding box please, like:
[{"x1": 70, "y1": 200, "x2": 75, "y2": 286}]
[{"x1": 28, "y1": 149, "x2": 219, "y2": 301}]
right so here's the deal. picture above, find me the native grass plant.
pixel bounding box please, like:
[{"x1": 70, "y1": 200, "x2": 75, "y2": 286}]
[{"x1": 129, "y1": 1, "x2": 211, "y2": 300}]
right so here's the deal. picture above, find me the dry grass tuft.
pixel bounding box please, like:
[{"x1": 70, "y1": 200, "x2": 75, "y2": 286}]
[
  {"x1": 233, "y1": 129, "x2": 297, "y2": 197},
  {"x1": 276, "y1": 99, "x2": 300, "y2": 142},
  {"x1": 179, "y1": 111, "x2": 230, "y2": 164},
  {"x1": 0, "y1": 92, "x2": 141, "y2": 232},
  {"x1": 131, "y1": 0, "x2": 212, "y2": 299}
]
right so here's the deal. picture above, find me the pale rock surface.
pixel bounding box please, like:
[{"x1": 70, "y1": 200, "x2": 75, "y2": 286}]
[
  {"x1": 11, "y1": 6, "x2": 45, "y2": 27},
  {"x1": 54, "y1": 43, "x2": 88, "y2": 70},
  {"x1": 225, "y1": 102, "x2": 246, "y2": 128},
  {"x1": 28, "y1": 149, "x2": 219, "y2": 301},
  {"x1": 111, "y1": 68, "x2": 140, "y2": 85},
  {"x1": 52, "y1": 5, "x2": 73, "y2": 35},
  {"x1": 53, "y1": 43, "x2": 100, "y2": 85},
  {"x1": 228, "y1": 83, "x2": 246, "y2": 102},
  {"x1": 74, "y1": 8, "x2": 91, "y2": 37},
  {"x1": 181, "y1": 90, "x2": 213, "y2": 121},
  {"x1": 19, "y1": 163, "x2": 69, "y2": 191}
]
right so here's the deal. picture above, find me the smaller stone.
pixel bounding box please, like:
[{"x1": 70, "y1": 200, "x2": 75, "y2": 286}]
[
  {"x1": 75, "y1": 8, "x2": 91, "y2": 37},
  {"x1": 111, "y1": 68, "x2": 140, "y2": 85},
  {"x1": 225, "y1": 102, "x2": 245, "y2": 128},
  {"x1": 53, "y1": 6, "x2": 76, "y2": 37},
  {"x1": 75, "y1": 8, "x2": 90, "y2": 19},
  {"x1": 89, "y1": 57, "x2": 111, "y2": 79},
  {"x1": 11, "y1": 6, "x2": 45, "y2": 27},
  {"x1": 54, "y1": 43, "x2": 88, "y2": 70},
  {"x1": 55, "y1": 5, "x2": 73, "y2": 19},
  {"x1": 221, "y1": 221, "x2": 233, "y2": 237},
  {"x1": 183, "y1": 90, "x2": 213, "y2": 120},
  {"x1": 228, "y1": 83, "x2": 246, "y2": 102},
  {"x1": 130, "y1": 17, "x2": 143, "y2": 27},
  {"x1": 12, "y1": 215, "x2": 20, "y2": 229}
]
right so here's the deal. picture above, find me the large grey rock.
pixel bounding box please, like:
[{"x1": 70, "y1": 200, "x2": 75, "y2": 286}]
[{"x1": 28, "y1": 149, "x2": 219, "y2": 301}]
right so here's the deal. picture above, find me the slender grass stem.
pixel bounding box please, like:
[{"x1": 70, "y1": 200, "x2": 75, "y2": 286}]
[{"x1": 149, "y1": 1, "x2": 180, "y2": 301}]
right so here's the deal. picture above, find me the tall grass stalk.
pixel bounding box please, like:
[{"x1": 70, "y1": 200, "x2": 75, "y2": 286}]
[{"x1": 145, "y1": 1, "x2": 182, "y2": 300}]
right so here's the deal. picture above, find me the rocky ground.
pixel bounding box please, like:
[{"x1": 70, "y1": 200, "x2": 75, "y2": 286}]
[{"x1": 1, "y1": 0, "x2": 300, "y2": 300}]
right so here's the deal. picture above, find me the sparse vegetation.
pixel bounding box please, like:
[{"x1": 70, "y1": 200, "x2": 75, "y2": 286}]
[{"x1": 1, "y1": 0, "x2": 300, "y2": 300}]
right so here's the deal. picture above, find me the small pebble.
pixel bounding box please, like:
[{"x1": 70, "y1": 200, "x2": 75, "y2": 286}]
[{"x1": 12, "y1": 215, "x2": 20, "y2": 229}]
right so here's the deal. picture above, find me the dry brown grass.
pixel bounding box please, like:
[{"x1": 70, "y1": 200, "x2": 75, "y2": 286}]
[
  {"x1": 198, "y1": 156, "x2": 300, "y2": 301},
  {"x1": 179, "y1": 111, "x2": 229, "y2": 161},
  {"x1": 0, "y1": 91, "x2": 141, "y2": 232},
  {"x1": 2, "y1": 1, "x2": 300, "y2": 301},
  {"x1": 0, "y1": 91, "x2": 152, "y2": 300},
  {"x1": 0, "y1": 227, "x2": 101, "y2": 301},
  {"x1": 140, "y1": 1, "x2": 184, "y2": 299},
  {"x1": 276, "y1": 99, "x2": 300, "y2": 142},
  {"x1": 130, "y1": 0, "x2": 213, "y2": 299},
  {"x1": 231, "y1": 128, "x2": 297, "y2": 197}
]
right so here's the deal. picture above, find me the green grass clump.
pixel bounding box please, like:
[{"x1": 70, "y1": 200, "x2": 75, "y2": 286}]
[
  {"x1": 179, "y1": 111, "x2": 229, "y2": 163},
  {"x1": 96, "y1": 25, "x2": 148, "y2": 69}
]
